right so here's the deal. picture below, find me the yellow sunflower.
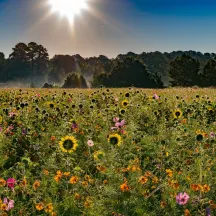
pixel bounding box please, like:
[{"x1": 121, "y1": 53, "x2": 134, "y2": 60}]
[
  {"x1": 121, "y1": 100, "x2": 129, "y2": 108},
  {"x1": 93, "y1": 151, "x2": 105, "y2": 160},
  {"x1": 59, "y1": 136, "x2": 78, "y2": 153},
  {"x1": 108, "y1": 134, "x2": 122, "y2": 146},
  {"x1": 173, "y1": 109, "x2": 182, "y2": 119}
]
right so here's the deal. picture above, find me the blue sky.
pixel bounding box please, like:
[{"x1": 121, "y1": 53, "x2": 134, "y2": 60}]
[{"x1": 0, "y1": 0, "x2": 216, "y2": 58}]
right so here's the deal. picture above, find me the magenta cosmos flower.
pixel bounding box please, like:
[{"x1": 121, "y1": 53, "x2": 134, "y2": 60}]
[
  {"x1": 7, "y1": 178, "x2": 16, "y2": 189},
  {"x1": 176, "y1": 192, "x2": 190, "y2": 205}
]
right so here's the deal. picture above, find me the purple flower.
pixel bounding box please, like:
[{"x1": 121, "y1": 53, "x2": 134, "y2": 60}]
[
  {"x1": 71, "y1": 123, "x2": 78, "y2": 129},
  {"x1": 176, "y1": 192, "x2": 190, "y2": 205},
  {"x1": 22, "y1": 129, "x2": 27, "y2": 135},
  {"x1": 206, "y1": 207, "x2": 211, "y2": 216}
]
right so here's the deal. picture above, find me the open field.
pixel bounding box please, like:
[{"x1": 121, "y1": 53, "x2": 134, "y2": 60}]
[{"x1": 0, "y1": 88, "x2": 216, "y2": 216}]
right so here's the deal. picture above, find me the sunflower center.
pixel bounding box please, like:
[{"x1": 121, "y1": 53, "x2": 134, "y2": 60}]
[
  {"x1": 175, "y1": 111, "x2": 181, "y2": 117},
  {"x1": 63, "y1": 140, "x2": 74, "y2": 150},
  {"x1": 110, "y1": 137, "x2": 118, "y2": 145}
]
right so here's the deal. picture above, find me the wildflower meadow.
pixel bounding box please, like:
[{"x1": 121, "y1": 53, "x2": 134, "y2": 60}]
[{"x1": 0, "y1": 87, "x2": 216, "y2": 216}]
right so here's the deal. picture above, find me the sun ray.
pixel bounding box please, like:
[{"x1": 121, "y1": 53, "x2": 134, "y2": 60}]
[{"x1": 48, "y1": 0, "x2": 89, "y2": 23}]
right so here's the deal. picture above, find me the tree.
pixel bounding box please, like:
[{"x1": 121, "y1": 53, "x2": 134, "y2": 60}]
[
  {"x1": 80, "y1": 75, "x2": 88, "y2": 88},
  {"x1": 200, "y1": 58, "x2": 216, "y2": 87},
  {"x1": 169, "y1": 54, "x2": 200, "y2": 87},
  {"x1": 62, "y1": 73, "x2": 81, "y2": 88},
  {"x1": 93, "y1": 57, "x2": 163, "y2": 88},
  {"x1": 9, "y1": 43, "x2": 29, "y2": 61}
]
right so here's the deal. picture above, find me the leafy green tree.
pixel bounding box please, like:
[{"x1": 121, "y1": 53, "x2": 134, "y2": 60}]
[
  {"x1": 169, "y1": 54, "x2": 200, "y2": 87},
  {"x1": 93, "y1": 57, "x2": 163, "y2": 88},
  {"x1": 92, "y1": 73, "x2": 109, "y2": 88},
  {"x1": 200, "y1": 58, "x2": 216, "y2": 87},
  {"x1": 9, "y1": 42, "x2": 29, "y2": 61},
  {"x1": 80, "y1": 74, "x2": 88, "y2": 88},
  {"x1": 62, "y1": 73, "x2": 81, "y2": 88}
]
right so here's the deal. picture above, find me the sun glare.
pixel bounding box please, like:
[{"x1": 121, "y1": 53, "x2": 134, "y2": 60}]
[{"x1": 48, "y1": 0, "x2": 89, "y2": 23}]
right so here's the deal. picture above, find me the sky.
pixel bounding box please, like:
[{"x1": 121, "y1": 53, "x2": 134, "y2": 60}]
[{"x1": 1, "y1": 0, "x2": 216, "y2": 58}]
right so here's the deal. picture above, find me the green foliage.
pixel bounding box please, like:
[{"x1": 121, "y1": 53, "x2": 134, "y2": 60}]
[
  {"x1": 169, "y1": 54, "x2": 200, "y2": 87},
  {"x1": 93, "y1": 57, "x2": 163, "y2": 88},
  {"x1": 62, "y1": 73, "x2": 88, "y2": 88},
  {"x1": 200, "y1": 57, "x2": 216, "y2": 87}
]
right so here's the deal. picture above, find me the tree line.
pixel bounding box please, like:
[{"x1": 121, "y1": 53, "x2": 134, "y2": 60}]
[{"x1": 1, "y1": 42, "x2": 216, "y2": 88}]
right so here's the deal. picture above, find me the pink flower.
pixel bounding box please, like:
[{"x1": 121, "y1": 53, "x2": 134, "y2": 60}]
[
  {"x1": 115, "y1": 120, "x2": 125, "y2": 128},
  {"x1": 153, "y1": 93, "x2": 159, "y2": 100},
  {"x1": 176, "y1": 192, "x2": 190, "y2": 205},
  {"x1": 7, "y1": 178, "x2": 16, "y2": 189},
  {"x1": 87, "y1": 140, "x2": 94, "y2": 147},
  {"x1": 0, "y1": 127, "x2": 2, "y2": 132},
  {"x1": 209, "y1": 132, "x2": 215, "y2": 138},
  {"x1": 9, "y1": 112, "x2": 16, "y2": 117},
  {"x1": 3, "y1": 198, "x2": 14, "y2": 211},
  {"x1": 113, "y1": 117, "x2": 120, "y2": 123}
]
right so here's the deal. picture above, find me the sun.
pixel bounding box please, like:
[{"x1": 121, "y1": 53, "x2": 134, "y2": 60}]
[{"x1": 48, "y1": 0, "x2": 89, "y2": 23}]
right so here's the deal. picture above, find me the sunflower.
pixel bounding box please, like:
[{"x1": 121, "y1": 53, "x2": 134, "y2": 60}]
[
  {"x1": 108, "y1": 134, "x2": 122, "y2": 146},
  {"x1": 93, "y1": 151, "x2": 105, "y2": 160},
  {"x1": 121, "y1": 100, "x2": 129, "y2": 108},
  {"x1": 173, "y1": 109, "x2": 182, "y2": 119},
  {"x1": 59, "y1": 136, "x2": 78, "y2": 153},
  {"x1": 120, "y1": 109, "x2": 126, "y2": 115}
]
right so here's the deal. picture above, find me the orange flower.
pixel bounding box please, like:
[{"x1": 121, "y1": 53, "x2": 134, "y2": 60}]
[
  {"x1": 190, "y1": 184, "x2": 202, "y2": 191},
  {"x1": 160, "y1": 201, "x2": 166, "y2": 208},
  {"x1": 35, "y1": 203, "x2": 44, "y2": 211},
  {"x1": 56, "y1": 170, "x2": 63, "y2": 178},
  {"x1": 51, "y1": 136, "x2": 56, "y2": 141},
  {"x1": 166, "y1": 169, "x2": 173, "y2": 178},
  {"x1": 45, "y1": 203, "x2": 53, "y2": 213},
  {"x1": 63, "y1": 172, "x2": 70, "y2": 177},
  {"x1": 152, "y1": 176, "x2": 159, "y2": 184},
  {"x1": 69, "y1": 176, "x2": 79, "y2": 184},
  {"x1": 20, "y1": 177, "x2": 27, "y2": 187},
  {"x1": 74, "y1": 193, "x2": 81, "y2": 200},
  {"x1": 96, "y1": 165, "x2": 106, "y2": 173},
  {"x1": 43, "y1": 169, "x2": 49, "y2": 175},
  {"x1": 0, "y1": 178, "x2": 6, "y2": 187},
  {"x1": 184, "y1": 209, "x2": 191, "y2": 216},
  {"x1": 51, "y1": 212, "x2": 57, "y2": 216},
  {"x1": 1, "y1": 203, "x2": 7, "y2": 211},
  {"x1": 103, "y1": 180, "x2": 108, "y2": 184},
  {"x1": 81, "y1": 181, "x2": 88, "y2": 187},
  {"x1": 54, "y1": 175, "x2": 61, "y2": 183},
  {"x1": 144, "y1": 171, "x2": 152, "y2": 177},
  {"x1": 84, "y1": 197, "x2": 93, "y2": 208},
  {"x1": 138, "y1": 176, "x2": 148, "y2": 185},
  {"x1": 120, "y1": 182, "x2": 130, "y2": 192},
  {"x1": 202, "y1": 184, "x2": 210, "y2": 193},
  {"x1": 33, "y1": 180, "x2": 40, "y2": 191}
]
